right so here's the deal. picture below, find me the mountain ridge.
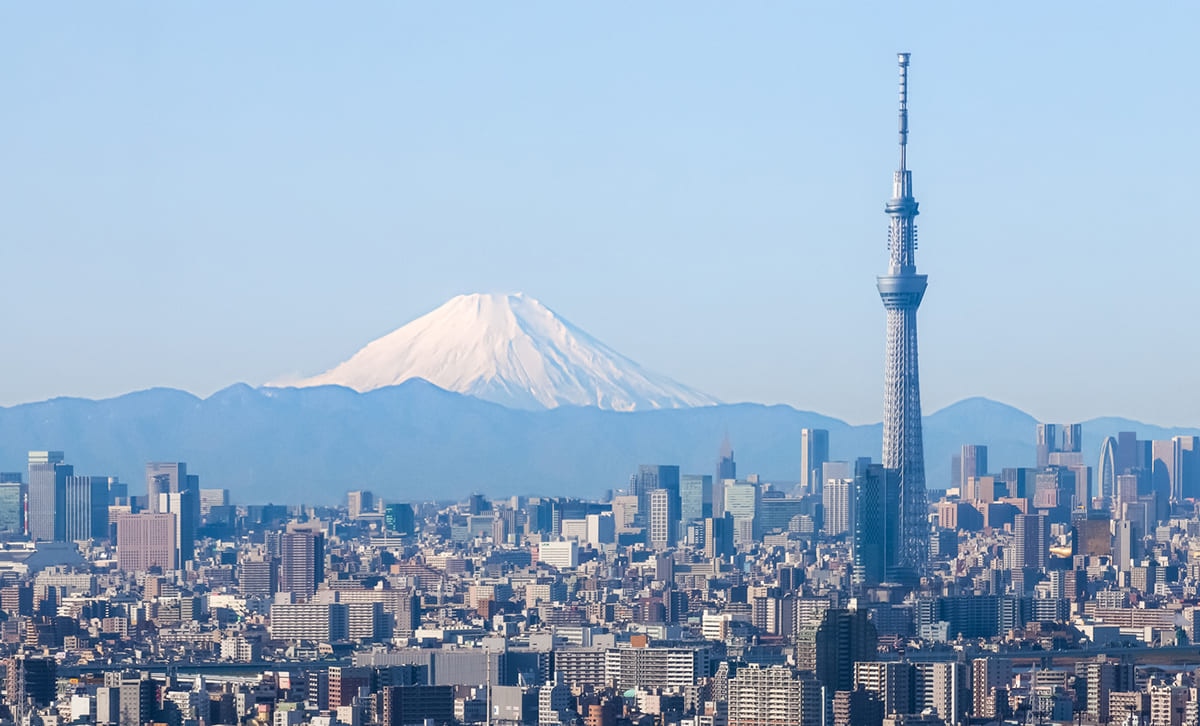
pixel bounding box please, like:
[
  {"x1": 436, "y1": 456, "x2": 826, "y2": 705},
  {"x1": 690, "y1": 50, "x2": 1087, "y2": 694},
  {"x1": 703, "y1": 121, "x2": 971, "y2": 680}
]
[{"x1": 1, "y1": 383, "x2": 1197, "y2": 504}]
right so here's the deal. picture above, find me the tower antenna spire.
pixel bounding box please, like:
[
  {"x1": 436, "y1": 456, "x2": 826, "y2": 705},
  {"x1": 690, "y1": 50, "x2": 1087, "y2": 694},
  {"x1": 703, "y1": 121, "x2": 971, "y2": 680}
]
[{"x1": 897, "y1": 52, "x2": 910, "y2": 172}]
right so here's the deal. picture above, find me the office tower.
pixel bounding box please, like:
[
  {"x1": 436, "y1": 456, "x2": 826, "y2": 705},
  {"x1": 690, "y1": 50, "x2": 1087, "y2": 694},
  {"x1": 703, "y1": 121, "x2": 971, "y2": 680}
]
[
  {"x1": 28, "y1": 451, "x2": 71, "y2": 542},
  {"x1": 158, "y1": 492, "x2": 195, "y2": 564},
  {"x1": 680, "y1": 474, "x2": 712, "y2": 523},
  {"x1": 280, "y1": 529, "x2": 325, "y2": 599},
  {"x1": 0, "y1": 476, "x2": 25, "y2": 536},
  {"x1": 876, "y1": 54, "x2": 929, "y2": 571},
  {"x1": 1174, "y1": 436, "x2": 1200, "y2": 501},
  {"x1": 630, "y1": 465, "x2": 680, "y2": 527},
  {"x1": 1115, "y1": 430, "x2": 1138, "y2": 474},
  {"x1": 833, "y1": 687, "x2": 884, "y2": 726},
  {"x1": 960, "y1": 445, "x2": 987, "y2": 488},
  {"x1": 145, "y1": 462, "x2": 198, "y2": 558},
  {"x1": 198, "y1": 488, "x2": 229, "y2": 516},
  {"x1": 723, "y1": 480, "x2": 760, "y2": 544},
  {"x1": 63, "y1": 475, "x2": 109, "y2": 541},
  {"x1": 822, "y1": 478, "x2": 854, "y2": 536},
  {"x1": 1036, "y1": 423, "x2": 1058, "y2": 469},
  {"x1": 649, "y1": 488, "x2": 678, "y2": 550},
  {"x1": 1113, "y1": 519, "x2": 1140, "y2": 572},
  {"x1": 1061, "y1": 423, "x2": 1082, "y2": 453},
  {"x1": 814, "y1": 607, "x2": 878, "y2": 693},
  {"x1": 347, "y1": 490, "x2": 374, "y2": 519},
  {"x1": 717, "y1": 436, "x2": 736, "y2": 482},
  {"x1": 950, "y1": 453, "x2": 962, "y2": 491},
  {"x1": 702, "y1": 515, "x2": 734, "y2": 559},
  {"x1": 116, "y1": 513, "x2": 179, "y2": 572},
  {"x1": 1098, "y1": 436, "x2": 1118, "y2": 501},
  {"x1": 799, "y1": 429, "x2": 829, "y2": 494},
  {"x1": 727, "y1": 665, "x2": 824, "y2": 726},
  {"x1": 1013, "y1": 513, "x2": 1048, "y2": 571},
  {"x1": 384, "y1": 503, "x2": 415, "y2": 535},
  {"x1": 851, "y1": 462, "x2": 895, "y2": 588},
  {"x1": 118, "y1": 672, "x2": 156, "y2": 726}
]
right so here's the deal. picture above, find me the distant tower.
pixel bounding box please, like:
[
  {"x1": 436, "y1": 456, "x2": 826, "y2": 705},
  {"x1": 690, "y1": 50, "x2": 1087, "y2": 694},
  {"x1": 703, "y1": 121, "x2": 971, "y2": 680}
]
[
  {"x1": 800, "y1": 429, "x2": 830, "y2": 495},
  {"x1": 876, "y1": 53, "x2": 928, "y2": 571},
  {"x1": 717, "y1": 435, "x2": 736, "y2": 481},
  {"x1": 1098, "y1": 436, "x2": 1118, "y2": 501}
]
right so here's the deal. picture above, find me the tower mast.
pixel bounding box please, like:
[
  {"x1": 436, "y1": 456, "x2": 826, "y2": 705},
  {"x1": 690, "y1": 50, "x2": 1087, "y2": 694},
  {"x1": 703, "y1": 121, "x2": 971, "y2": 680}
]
[{"x1": 877, "y1": 52, "x2": 929, "y2": 576}]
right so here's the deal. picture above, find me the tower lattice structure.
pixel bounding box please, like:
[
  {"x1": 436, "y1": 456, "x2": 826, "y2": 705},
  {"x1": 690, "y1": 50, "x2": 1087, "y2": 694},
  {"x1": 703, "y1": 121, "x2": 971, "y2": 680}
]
[{"x1": 876, "y1": 52, "x2": 928, "y2": 572}]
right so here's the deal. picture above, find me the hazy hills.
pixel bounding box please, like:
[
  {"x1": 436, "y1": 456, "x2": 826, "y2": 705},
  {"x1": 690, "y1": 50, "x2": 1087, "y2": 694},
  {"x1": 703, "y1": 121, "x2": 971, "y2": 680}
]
[{"x1": 1, "y1": 383, "x2": 1196, "y2": 504}]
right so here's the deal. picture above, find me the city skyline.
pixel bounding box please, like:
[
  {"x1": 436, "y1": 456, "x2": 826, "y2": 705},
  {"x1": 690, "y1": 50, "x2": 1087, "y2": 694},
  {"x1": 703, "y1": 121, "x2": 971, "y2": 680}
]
[{"x1": 1, "y1": 5, "x2": 1198, "y2": 425}]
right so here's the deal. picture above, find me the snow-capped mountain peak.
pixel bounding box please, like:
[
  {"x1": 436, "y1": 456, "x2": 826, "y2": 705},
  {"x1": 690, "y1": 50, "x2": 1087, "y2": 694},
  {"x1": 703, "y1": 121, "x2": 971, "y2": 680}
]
[{"x1": 272, "y1": 293, "x2": 720, "y2": 411}]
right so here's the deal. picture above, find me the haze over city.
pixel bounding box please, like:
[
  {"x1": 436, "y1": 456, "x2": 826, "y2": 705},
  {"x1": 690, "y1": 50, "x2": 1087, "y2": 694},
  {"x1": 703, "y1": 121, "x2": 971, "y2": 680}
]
[{"x1": 3, "y1": 4, "x2": 1199, "y2": 425}]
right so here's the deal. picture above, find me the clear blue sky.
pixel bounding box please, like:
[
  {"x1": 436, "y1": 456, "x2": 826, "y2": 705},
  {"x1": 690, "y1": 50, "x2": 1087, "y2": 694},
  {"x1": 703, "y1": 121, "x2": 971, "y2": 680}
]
[{"x1": 2, "y1": 3, "x2": 1197, "y2": 425}]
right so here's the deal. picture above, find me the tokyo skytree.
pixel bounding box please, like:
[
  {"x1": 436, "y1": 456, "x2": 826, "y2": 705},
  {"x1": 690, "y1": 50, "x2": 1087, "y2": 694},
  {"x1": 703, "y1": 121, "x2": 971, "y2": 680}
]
[{"x1": 876, "y1": 53, "x2": 928, "y2": 573}]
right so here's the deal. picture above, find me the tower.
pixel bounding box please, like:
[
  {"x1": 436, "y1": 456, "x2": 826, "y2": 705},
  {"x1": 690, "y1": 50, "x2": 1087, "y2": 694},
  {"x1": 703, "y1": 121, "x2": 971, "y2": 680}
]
[
  {"x1": 799, "y1": 429, "x2": 829, "y2": 494},
  {"x1": 1098, "y1": 435, "x2": 1118, "y2": 501},
  {"x1": 876, "y1": 53, "x2": 928, "y2": 571}
]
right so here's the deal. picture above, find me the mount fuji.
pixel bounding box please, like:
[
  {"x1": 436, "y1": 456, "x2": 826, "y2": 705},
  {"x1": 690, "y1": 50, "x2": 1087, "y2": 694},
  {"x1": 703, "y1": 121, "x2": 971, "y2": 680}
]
[{"x1": 272, "y1": 293, "x2": 721, "y2": 412}]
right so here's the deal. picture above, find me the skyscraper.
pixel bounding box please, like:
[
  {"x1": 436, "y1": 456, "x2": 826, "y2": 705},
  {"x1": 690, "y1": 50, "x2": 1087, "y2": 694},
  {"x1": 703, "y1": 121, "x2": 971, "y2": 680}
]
[
  {"x1": 851, "y1": 462, "x2": 896, "y2": 588},
  {"x1": 717, "y1": 436, "x2": 736, "y2": 482},
  {"x1": 63, "y1": 475, "x2": 109, "y2": 542},
  {"x1": 280, "y1": 527, "x2": 325, "y2": 599},
  {"x1": 649, "y1": 488, "x2": 678, "y2": 551},
  {"x1": 28, "y1": 451, "x2": 71, "y2": 542},
  {"x1": 960, "y1": 445, "x2": 988, "y2": 488},
  {"x1": 0, "y1": 474, "x2": 26, "y2": 537},
  {"x1": 876, "y1": 53, "x2": 928, "y2": 571},
  {"x1": 1098, "y1": 435, "x2": 1118, "y2": 501},
  {"x1": 630, "y1": 465, "x2": 680, "y2": 528},
  {"x1": 799, "y1": 429, "x2": 829, "y2": 495},
  {"x1": 679, "y1": 474, "x2": 712, "y2": 524},
  {"x1": 146, "y1": 462, "x2": 198, "y2": 563}
]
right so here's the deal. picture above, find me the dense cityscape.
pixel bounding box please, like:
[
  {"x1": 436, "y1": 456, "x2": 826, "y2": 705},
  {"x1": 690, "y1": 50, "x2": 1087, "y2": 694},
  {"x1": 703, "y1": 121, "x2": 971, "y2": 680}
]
[
  {"x1": 0, "y1": 421, "x2": 1196, "y2": 726},
  {"x1": 0, "y1": 45, "x2": 1193, "y2": 726}
]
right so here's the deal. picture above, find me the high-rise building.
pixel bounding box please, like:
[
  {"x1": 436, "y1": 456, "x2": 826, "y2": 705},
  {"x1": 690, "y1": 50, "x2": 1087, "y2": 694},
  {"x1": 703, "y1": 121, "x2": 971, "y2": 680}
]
[
  {"x1": 63, "y1": 475, "x2": 109, "y2": 542},
  {"x1": 1013, "y1": 513, "x2": 1048, "y2": 572},
  {"x1": 852, "y1": 462, "x2": 896, "y2": 588},
  {"x1": 854, "y1": 661, "x2": 915, "y2": 718},
  {"x1": 146, "y1": 462, "x2": 198, "y2": 560},
  {"x1": 876, "y1": 54, "x2": 929, "y2": 572},
  {"x1": 0, "y1": 476, "x2": 26, "y2": 537},
  {"x1": 717, "y1": 436, "x2": 736, "y2": 482},
  {"x1": 680, "y1": 475, "x2": 713, "y2": 524},
  {"x1": 28, "y1": 452, "x2": 72, "y2": 542},
  {"x1": 116, "y1": 513, "x2": 179, "y2": 572},
  {"x1": 960, "y1": 445, "x2": 987, "y2": 489},
  {"x1": 1098, "y1": 436, "x2": 1118, "y2": 502},
  {"x1": 280, "y1": 527, "x2": 325, "y2": 599},
  {"x1": 158, "y1": 492, "x2": 196, "y2": 563},
  {"x1": 384, "y1": 503, "x2": 416, "y2": 535},
  {"x1": 649, "y1": 488, "x2": 678, "y2": 551},
  {"x1": 347, "y1": 490, "x2": 374, "y2": 519},
  {"x1": 822, "y1": 478, "x2": 854, "y2": 537},
  {"x1": 727, "y1": 664, "x2": 824, "y2": 726},
  {"x1": 813, "y1": 607, "x2": 878, "y2": 694},
  {"x1": 630, "y1": 465, "x2": 680, "y2": 528},
  {"x1": 199, "y1": 488, "x2": 229, "y2": 517},
  {"x1": 800, "y1": 429, "x2": 830, "y2": 495},
  {"x1": 971, "y1": 658, "x2": 1012, "y2": 721}
]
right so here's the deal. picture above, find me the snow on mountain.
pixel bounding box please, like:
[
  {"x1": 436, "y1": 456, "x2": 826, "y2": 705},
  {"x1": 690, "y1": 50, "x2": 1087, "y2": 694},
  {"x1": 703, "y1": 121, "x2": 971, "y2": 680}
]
[{"x1": 272, "y1": 293, "x2": 721, "y2": 411}]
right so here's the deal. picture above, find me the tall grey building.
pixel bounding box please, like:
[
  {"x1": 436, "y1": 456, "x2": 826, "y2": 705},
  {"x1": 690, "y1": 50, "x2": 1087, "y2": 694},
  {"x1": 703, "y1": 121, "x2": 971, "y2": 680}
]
[
  {"x1": 649, "y1": 488, "x2": 678, "y2": 551},
  {"x1": 799, "y1": 429, "x2": 829, "y2": 494},
  {"x1": 0, "y1": 474, "x2": 26, "y2": 537},
  {"x1": 28, "y1": 451, "x2": 71, "y2": 542},
  {"x1": 876, "y1": 53, "x2": 928, "y2": 571},
  {"x1": 630, "y1": 465, "x2": 679, "y2": 528},
  {"x1": 960, "y1": 445, "x2": 988, "y2": 489},
  {"x1": 679, "y1": 474, "x2": 712, "y2": 524},
  {"x1": 64, "y1": 476, "x2": 109, "y2": 542},
  {"x1": 146, "y1": 462, "x2": 198, "y2": 563}
]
